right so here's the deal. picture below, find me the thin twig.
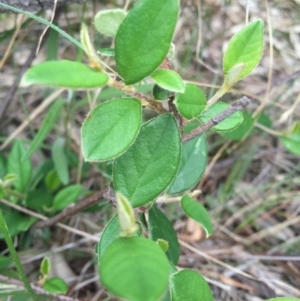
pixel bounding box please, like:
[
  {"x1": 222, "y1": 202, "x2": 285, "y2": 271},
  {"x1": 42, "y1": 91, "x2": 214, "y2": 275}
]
[
  {"x1": 182, "y1": 96, "x2": 251, "y2": 143},
  {"x1": 0, "y1": 275, "x2": 85, "y2": 301},
  {"x1": 0, "y1": 199, "x2": 99, "y2": 241},
  {"x1": 34, "y1": 189, "x2": 107, "y2": 229}
]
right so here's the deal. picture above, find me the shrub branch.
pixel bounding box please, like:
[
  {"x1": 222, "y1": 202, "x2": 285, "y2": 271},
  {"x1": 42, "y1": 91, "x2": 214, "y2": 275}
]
[{"x1": 182, "y1": 96, "x2": 251, "y2": 143}]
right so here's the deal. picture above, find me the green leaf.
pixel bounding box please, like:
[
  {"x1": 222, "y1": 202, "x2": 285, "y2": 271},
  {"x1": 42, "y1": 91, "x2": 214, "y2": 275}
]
[
  {"x1": 45, "y1": 169, "x2": 61, "y2": 191},
  {"x1": 52, "y1": 138, "x2": 69, "y2": 185},
  {"x1": 115, "y1": 0, "x2": 179, "y2": 84},
  {"x1": 221, "y1": 112, "x2": 254, "y2": 140},
  {"x1": 43, "y1": 277, "x2": 68, "y2": 294},
  {"x1": 223, "y1": 20, "x2": 264, "y2": 81},
  {"x1": 97, "y1": 215, "x2": 120, "y2": 258},
  {"x1": 199, "y1": 101, "x2": 243, "y2": 131},
  {"x1": 181, "y1": 195, "x2": 213, "y2": 237},
  {"x1": 0, "y1": 254, "x2": 13, "y2": 270},
  {"x1": 7, "y1": 140, "x2": 32, "y2": 193},
  {"x1": 151, "y1": 69, "x2": 185, "y2": 93},
  {"x1": 170, "y1": 269, "x2": 213, "y2": 301},
  {"x1": 114, "y1": 114, "x2": 181, "y2": 207},
  {"x1": 23, "y1": 99, "x2": 65, "y2": 160},
  {"x1": 21, "y1": 60, "x2": 109, "y2": 88},
  {"x1": 280, "y1": 131, "x2": 300, "y2": 155},
  {"x1": 152, "y1": 84, "x2": 169, "y2": 101},
  {"x1": 0, "y1": 152, "x2": 7, "y2": 178},
  {"x1": 94, "y1": 9, "x2": 127, "y2": 38},
  {"x1": 81, "y1": 98, "x2": 142, "y2": 162},
  {"x1": 99, "y1": 236, "x2": 169, "y2": 301},
  {"x1": 53, "y1": 184, "x2": 82, "y2": 211},
  {"x1": 25, "y1": 190, "x2": 53, "y2": 211},
  {"x1": 116, "y1": 192, "x2": 138, "y2": 237},
  {"x1": 167, "y1": 134, "x2": 207, "y2": 195},
  {"x1": 40, "y1": 257, "x2": 50, "y2": 276},
  {"x1": 98, "y1": 48, "x2": 115, "y2": 56},
  {"x1": 148, "y1": 205, "x2": 180, "y2": 265},
  {"x1": 174, "y1": 83, "x2": 207, "y2": 119},
  {"x1": 0, "y1": 211, "x2": 36, "y2": 239}
]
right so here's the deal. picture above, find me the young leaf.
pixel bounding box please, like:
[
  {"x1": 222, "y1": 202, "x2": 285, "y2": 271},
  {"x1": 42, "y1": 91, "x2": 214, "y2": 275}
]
[
  {"x1": 97, "y1": 215, "x2": 120, "y2": 258},
  {"x1": 40, "y1": 257, "x2": 50, "y2": 277},
  {"x1": 81, "y1": 98, "x2": 142, "y2": 162},
  {"x1": 181, "y1": 196, "x2": 213, "y2": 237},
  {"x1": 152, "y1": 84, "x2": 170, "y2": 101},
  {"x1": 115, "y1": 0, "x2": 179, "y2": 84},
  {"x1": 157, "y1": 239, "x2": 169, "y2": 253},
  {"x1": 53, "y1": 184, "x2": 82, "y2": 211},
  {"x1": 114, "y1": 114, "x2": 181, "y2": 207},
  {"x1": 23, "y1": 99, "x2": 65, "y2": 161},
  {"x1": 43, "y1": 277, "x2": 68, "y2": 294},
  {"x1": 280, "y1": 131, "x2": 300, "y2": 155},
  {"x1": 223, "y1": 20, "x2": 264, "y2": 81},
  {"x1": 116, "y1": 192, "x2": 138, "y2": 237},
  {"x1": 99, "y1": 237, "x2": 169, "y2": 301},
  {"x1": 151, "y1": 69, "x2": 185, "y2": 93},
  {"x1": 21, "y1": 60, "x2": 109, "y2": 88},
  {"x1": 8, "y1": 140, "x2": 32, "y2": 193},
  {"x1": 52, "y1": 138, "x2": 69, "y2": 185},
  {"x1": 174, "y1": 83, "x2": 207, "y2": 120},
  {"x1": 167, "y1": 134, "x2": 207, "y2": 195},
  {"x1": 94, "y1": 9, "x2": 127, "y2": 38},
  {"x1": 148, "y1": 205, "x2": 180, "y2": 265},
  {"x1": 221, "y1": 112, "x2": 254, "y2": 141},
  {"x1": 199, "y1": 101, "x2": 243, "y2": 131},
  {"x1": 170, "y1": 269, "x2": 213, "y2": 301}
]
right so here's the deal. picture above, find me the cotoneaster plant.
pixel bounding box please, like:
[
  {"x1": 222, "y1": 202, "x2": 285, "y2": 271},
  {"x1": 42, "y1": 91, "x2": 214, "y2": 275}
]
[{"x1": 1, "y1": 0, "x2": 300, "y2": 300}]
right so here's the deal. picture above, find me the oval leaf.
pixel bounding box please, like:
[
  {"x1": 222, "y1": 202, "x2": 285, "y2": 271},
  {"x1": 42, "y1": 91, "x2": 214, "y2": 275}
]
[
  {"x1": 81, "y1": 98, "x2": 142, "y2": 162},
  {"x1": 21, "y1": 60, "x2": 109, "y2": 88},
  {"x1": 181, "y1": 195, "x2": 213, "y2": 237},
  {"x1": 53, "y1": 184, "x2": 82, "y2": 211},
  {"x1": 221, "y1": 112, "x2": 254, "y2": 141},
  {"x1": 23, "y1": 99, "x2": 65, "y2": 161},
  {"x1": 152, "y1": 84, "x2": 170, "y2": 101},
  {"x1": 167, "y1": 134, "x2": 207, "y2": 195},
  {"x1": 8, "y1": 140, "x2": 32, "y2": 193},
  {"x1": 199, "y1": 101, "x2": 243, "y2": 131},
  {"x1": 280, "y1": 131, "x2": 300, "y2": 155},
  {"x1": 52, "y1": 138, "x2": 69, "y2": 185},
  {"x1": 43, "y1": 277, "x2": 68, "y2": 294},
  {"x1": 114, "y1": 114, "x2": 181, "y2": 207},
  {"x1": 151, "y1": 69, "x2": 185, "y2": 93},
  {"x1": 115, "y1": 0, "x2": 179, "y2": 84},
  {"x1": 94, "y1": 9, "x2": 127, "y2": 38},
  {"x1": 223, "y1": 20, "x2": 264, "y2": 80},
  {"x1": 170, "y1": 269, "x2": 213, "y2": 301},
  {"x1": 175, "y1": 83, "x2": 207, "y2": 119},
  {"x1": 99, "y1": 236, "x2": 169, "y2": 301},
  {"x1": 149, "y1": 205, "x2": 180, "y2": 265},
  {"x1": 97, "y1": 215, "x2": 120, "y2": 258}
]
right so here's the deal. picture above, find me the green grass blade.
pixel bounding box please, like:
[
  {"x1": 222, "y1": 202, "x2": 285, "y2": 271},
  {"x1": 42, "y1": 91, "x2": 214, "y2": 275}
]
[{"x1": 0, "y1": 210, "x2": 38, "y2": 300}]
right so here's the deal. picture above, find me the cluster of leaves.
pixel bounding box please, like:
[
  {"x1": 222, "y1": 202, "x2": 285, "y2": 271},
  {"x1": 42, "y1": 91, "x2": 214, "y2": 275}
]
[{"x1": 0, "y1": 0, "x2": 299, "y2": 300}]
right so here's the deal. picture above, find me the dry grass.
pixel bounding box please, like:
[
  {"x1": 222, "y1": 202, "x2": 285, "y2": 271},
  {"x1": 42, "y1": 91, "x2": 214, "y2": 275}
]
[{"x1": 0, "y1": 0, "x2": 300, "y2": 300}]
